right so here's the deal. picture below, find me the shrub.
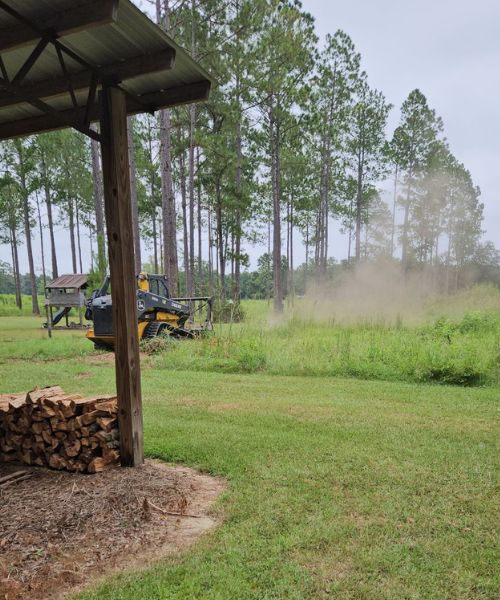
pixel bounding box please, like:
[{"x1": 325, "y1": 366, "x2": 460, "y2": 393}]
[
  {"x1": 212, "y1": 300, "x2": 245, "y2": 323},
  {"x1": 140, "y1": 333, "x2": 177, "y2": 355}
]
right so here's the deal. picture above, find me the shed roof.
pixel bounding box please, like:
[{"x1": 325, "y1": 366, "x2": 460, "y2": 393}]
[
  {"x1": 46, "y1": 274, "x2": 88, "y2": 289},
  {"x1": 0, "y1": 0, "x2": 213, "y2": 140}
]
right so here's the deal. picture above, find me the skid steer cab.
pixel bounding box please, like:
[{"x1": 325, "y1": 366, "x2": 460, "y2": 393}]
[{"x1": 85, "y1": 273, "x2": 213, "y2": 350}]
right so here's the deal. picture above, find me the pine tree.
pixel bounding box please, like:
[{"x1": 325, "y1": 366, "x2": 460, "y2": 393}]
[
  {"x1": 347, "y1": 77, "x2": 391, "y2": 261},
  {"x1": 391, "y1": 89, "x2": 443, "y2": 268},
  {"x1": 5, "y1": 139, "x2": 40, "y2": 315},
  {"x1": 312, "y1": 30, "x2": 360, "y2": 274},
  {"x1": 250, "y1": 0, "x2": 316, "y2": 312},
  {"x1": 0, "y1": 169, "x2": 23, "y2": 307}
]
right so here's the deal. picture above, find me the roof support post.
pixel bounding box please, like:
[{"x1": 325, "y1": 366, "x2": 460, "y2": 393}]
[{"x1": 99, "y1": 85, "x2": 143, "y2": 467}]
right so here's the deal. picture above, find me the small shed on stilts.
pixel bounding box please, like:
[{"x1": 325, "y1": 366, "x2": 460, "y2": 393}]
[{"x1": 45, "y1": 273, "x2": 88, "y2": 333}]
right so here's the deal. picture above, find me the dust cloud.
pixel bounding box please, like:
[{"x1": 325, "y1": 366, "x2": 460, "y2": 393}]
[{"x1": 284, "y1": 261, "x2": 496, "y2": 326}]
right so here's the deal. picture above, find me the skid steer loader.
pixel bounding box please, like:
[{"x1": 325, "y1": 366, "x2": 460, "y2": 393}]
[{"x1": 85, "y1": 273, "x2": 212, "y2": 350}]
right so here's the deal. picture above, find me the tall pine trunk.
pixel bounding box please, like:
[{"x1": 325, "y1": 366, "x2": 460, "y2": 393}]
[
  {"x1": 36, "y1": 194, "x2": 47, "y2": 289},
  {"x1": 151, "y1": 207, "x2": 158, "y2": 274},
  {"x1": 355, "y1": 155, "x2": 363, "y2": 261},
  {"x1": 157, "y1": 0, "x2": 178, "y2": 291},
  {"x1": 127, "y1": 116, "x2": 142, "y2": 274},
  {"x1": 187, "y1": 1, "x2": 196, "y2": 298},
  {"x1": 401, "y1": 164, "x2": 413, "y2": 269},
  {"x1": 215, "y1": 179, "x2": 225, "y2": 300},
  {"x1": 187, "y1": 104, "x2": 196, "y2": 298},
  {"x1": 17, "y1": 145, "x2": 40, "y2": 315},
  {"x1": 10, "y1": 227, "x2": 22, "y2": 309},
  {"x1": 232, "y1": 39, "x2": 243, "y2": 303},
  {"x1": 270, "y1": 106, "x2": 283, "y2": 313},
  {"x1": 289, "y1": 197, "x2": 294, "y2": 298},
  {"x1": 90, "y1": 134, "x2": 106, "y2": 277},
  {"x1": 197, "y1": 148, "x2": 202, "y2": 289},
  {"x1": 207, "y1": 204, "x2": 214, "y2": 296},
  {"x1": 318, "y1": 84, "x2": 335, "y2": 276},
  {"x1": 68, "y1": 199, "x2": 77, "y2": 274},
  {"x1": 40, "y1": 152, "x2": 58, "y2": 279},
  {"x1": 159, "y1": 108, "x2": 178, "y2": 291},
  {"x1": 76, "y1": 202, "x2": 83, "y2": 273},
  {"x1": 304, "y1": 220, "x2": 309, "y2": 292},
  {"x1": 180, "y1": 149, "x2": 190, "y2": 295},
  {"x1": 158, "y1": 213, "x2": 163, "y2": 272},
  {"x1": 233, "y1": 113, "x2": 243, "y2": 303},
  {"x1": 390, "y1": 164, "x2": 398, "y2": 257}
]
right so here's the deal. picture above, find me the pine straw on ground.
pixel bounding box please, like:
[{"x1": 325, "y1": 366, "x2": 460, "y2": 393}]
[{"x1": 0, "y1": 460, "x2": 225, "y2": 600}]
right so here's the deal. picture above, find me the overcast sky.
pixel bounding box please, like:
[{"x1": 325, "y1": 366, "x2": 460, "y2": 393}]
[
  {"x1": 2, "y1": 0, "x2": 498, "y2": 275},
  {"x1": 304, "y1": 0, "x2": 499, "y2": 246}
]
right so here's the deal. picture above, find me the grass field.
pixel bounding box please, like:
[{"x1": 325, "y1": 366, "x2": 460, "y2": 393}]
[
  {"x1": 0, "y1": 290, "x2": 499, "y2": 598},
  {"x1": 149, "y1": 285, "x2": 499, "y2": 387}
]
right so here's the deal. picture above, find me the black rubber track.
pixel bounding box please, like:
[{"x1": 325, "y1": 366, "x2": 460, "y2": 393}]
[{"x1": 144, "y1": 321, "x2": 168, "y2": 339}]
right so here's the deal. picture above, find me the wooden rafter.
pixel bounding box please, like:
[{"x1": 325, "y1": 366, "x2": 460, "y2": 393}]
[
  {"x1": 83, "y1": 74, "x2": 98, "y2": 130},
  {"x1": 0, "y1": 76, "x2": 100, "y2": 141},
  {"x1": 0, "y1": 48, "x2": 176, "y2": 110},
  {"x1": 0, "y1": 0, "x2": 119, "y2": 52},
  {"x1": 11, "y1": 37, "x2": 50, "y2": 85},
  {"x1": 0, "y1": 55, "x2": 7, "y2": 81},
  {"x1": 55, "y1": 44, "x2": 78, "y2": 110},
  {"x1": 0, "y1": 80, "x2": 210, "y2": 140}
]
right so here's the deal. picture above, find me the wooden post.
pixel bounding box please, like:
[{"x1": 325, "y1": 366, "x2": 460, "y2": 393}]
[
  {"x1": 99, "y1": 85, "x2": 143, "y2": 467},
  {"x1": 46, "y1": 305, "x2": 52, "y2": 338}
]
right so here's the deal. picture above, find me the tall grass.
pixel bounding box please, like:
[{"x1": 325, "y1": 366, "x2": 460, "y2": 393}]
[
  {"x1": 151, "y1": 286, "x2": 500, "y2": 386},
  {"x1": 0, "y1": 294, "x2": 45, "y2": 317},
  {"x1": 1, "y1": 286, "x2": 499, "y2": 386}
]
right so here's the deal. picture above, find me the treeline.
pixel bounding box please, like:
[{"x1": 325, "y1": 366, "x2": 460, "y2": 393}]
[{"x1": 0, "y1": 0, "x2": 498, "y2": 315}]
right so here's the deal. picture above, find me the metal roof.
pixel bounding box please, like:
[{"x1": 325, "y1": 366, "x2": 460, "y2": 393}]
[
  {"x1": 46, "y1": 274, "x2": 88, "y2": 289},
  {"x1": 0, "y1": 0, "x2": 213, "y2": 140}
]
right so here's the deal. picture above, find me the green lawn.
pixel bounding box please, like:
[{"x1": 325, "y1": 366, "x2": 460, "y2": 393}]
[{"x1": 0, "y1": 314, "x2": 498, "y2": 599}]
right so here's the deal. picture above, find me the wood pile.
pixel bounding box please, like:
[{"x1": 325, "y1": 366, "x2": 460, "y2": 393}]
[{"x1": 0, "y1": 386, "x2": 120, "y2": 473}]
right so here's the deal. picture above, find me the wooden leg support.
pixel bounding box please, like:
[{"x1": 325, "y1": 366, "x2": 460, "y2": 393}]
[{"x1": 99, "y1": 85, "x2": 143, "y2": 466}]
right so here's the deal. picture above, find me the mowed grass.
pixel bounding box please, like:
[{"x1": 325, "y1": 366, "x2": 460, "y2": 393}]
[
  {"x1": 0, "y1": 314, "x2": 499, "y2": 599},
  {"x1": 0, "y1": 316, "x2": 91, "y2": 360}
]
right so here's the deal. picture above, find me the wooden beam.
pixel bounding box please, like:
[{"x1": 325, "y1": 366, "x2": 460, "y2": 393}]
[
  {"x1": 0, "y1": 76, "x2": 100, "y2": 141},
  {"x1": 99, "y1": 85, "x2": 143, "y2": 467},
  {"x1": 128, "y1": 80, "x2": 211, "y2": 112},
  {"x1": 0, "y1": 80, "x2": 211, "y2": 139},
  {"x1": 0, "y1": 0, "x2": 119, "y2": 52},
  {"x1": 0, "y1": 48, "x2": 176, "y2": 109},
  {"x1": 11, "y1": 37, "x2": 50, "y2": 85}
]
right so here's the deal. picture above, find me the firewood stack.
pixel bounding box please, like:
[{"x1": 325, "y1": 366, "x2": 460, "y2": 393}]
[{"x1": 0, "y1": 386, "x2": 120, "y2": 473}]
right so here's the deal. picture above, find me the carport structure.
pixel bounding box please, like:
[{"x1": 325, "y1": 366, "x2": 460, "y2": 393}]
[{"x1": 0, "y1": 0, "x2": 212, "y2": 466}]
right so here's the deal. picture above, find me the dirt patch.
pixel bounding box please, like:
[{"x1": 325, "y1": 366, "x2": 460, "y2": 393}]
[
  {"x1": 207, "y1": 402, "x2": 244, "y2": 412},
  {"x1": 75, "y1": 371, "x2": 92, "y2": 380},
  {"x1": 347, "y1": 511, "x2": 388, "y2": 527},
  {"x1": 0, "y1": 460, "x2": 225, "y2": 600},
  {"x1": 299, "y1": 554, "x2": 352, "y2": 598},
  {"x1": 175, "y1": 397, "x2": 199, "y2": 408},
  {"x1": 83, "y1": 352, "x2": 153, "y2": 369},
  {"x1": 286, "y1": 405, "x2": 337, "y2": 422},
  {"x1": 82, "y1": 352, "x2": 115, "y2": 366}
]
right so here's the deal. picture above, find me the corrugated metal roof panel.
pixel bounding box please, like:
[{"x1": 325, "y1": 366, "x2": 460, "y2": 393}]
[
  {"x1": 0, "y1": 0, "x2": 213, "y2": 137},
  {"x1": 46, "y1": 274, "x2": 88, "y2": 289}
]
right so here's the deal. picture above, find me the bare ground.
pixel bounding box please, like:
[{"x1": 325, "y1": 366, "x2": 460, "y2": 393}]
[{"x1": 0, "y1": 460, "x2": 225, "y2": 600}]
